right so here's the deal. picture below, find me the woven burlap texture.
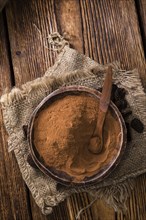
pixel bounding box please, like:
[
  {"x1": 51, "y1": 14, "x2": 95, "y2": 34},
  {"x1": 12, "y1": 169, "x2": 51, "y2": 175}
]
[{"x1": 1, "y1": 45, "x2": 146, "y2": 215}]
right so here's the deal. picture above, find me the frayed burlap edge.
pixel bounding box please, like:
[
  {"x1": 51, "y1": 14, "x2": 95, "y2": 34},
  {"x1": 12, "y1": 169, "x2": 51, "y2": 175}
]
[
  {"x1": 0, "y1": 68, "x2": 140, "y2": 214},
  {"x1": 1, "y1": 44, "x2": 146, "y2": 215}
]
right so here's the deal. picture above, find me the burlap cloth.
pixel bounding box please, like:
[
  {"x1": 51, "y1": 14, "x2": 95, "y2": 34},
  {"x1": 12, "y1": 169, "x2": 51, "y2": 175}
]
[{"x1": 1, "y1": 36, "x2": 146, "y2": 215}]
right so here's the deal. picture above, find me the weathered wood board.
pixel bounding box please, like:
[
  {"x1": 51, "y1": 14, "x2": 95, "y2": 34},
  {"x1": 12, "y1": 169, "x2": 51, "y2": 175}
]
[{"x1": 0, "y1": 0, "x2": 146, "y2": 219}]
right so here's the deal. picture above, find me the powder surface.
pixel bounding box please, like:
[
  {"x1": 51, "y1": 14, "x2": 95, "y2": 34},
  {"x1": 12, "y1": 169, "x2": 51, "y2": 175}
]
[{"x1": 33, "y1": 94, "x2": 121, "y2": 182}]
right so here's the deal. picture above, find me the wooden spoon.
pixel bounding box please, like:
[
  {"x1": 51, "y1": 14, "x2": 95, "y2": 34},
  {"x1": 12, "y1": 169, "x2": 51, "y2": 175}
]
[{"x1": 88, "y1": 66, "x2": 113, "y2": 154}]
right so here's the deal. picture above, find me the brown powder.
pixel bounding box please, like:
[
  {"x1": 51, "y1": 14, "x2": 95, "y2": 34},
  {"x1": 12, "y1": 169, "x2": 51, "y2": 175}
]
[{"x1": 33, "y1": 95, "x2": 121, "y2": 182}]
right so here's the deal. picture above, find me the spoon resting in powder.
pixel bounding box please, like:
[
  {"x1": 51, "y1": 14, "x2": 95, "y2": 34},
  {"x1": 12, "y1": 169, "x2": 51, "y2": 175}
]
[{"x1": 88, "y1": 66, "x2": 113, "y2": 154}]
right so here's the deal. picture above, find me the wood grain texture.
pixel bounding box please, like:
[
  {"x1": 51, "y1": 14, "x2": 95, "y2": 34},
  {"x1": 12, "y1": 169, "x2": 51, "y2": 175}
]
[
  {"x1": 116, "y1": 174, "x2": 146, "y2": 220},
  {"x1": 0, "y1": 0, "x2": 7, "y2": 11},
  {"x1": 0, "y1": 13, "x2": 32, "y2": 220},
  {"x1": 135, "y1": 0, "x2": 146, "y2": 54},
  {"x1": 79, "y1": 0, "x2": 146, "y2": 87},
  {"x1": 0, "y1": 0, "x2": 145, "y2": 219}
]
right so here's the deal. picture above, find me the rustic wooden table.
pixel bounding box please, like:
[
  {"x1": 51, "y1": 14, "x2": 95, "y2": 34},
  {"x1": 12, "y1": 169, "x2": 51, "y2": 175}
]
[{"x1": 0, "y1": 0, "x2": 146, "y2": 219}]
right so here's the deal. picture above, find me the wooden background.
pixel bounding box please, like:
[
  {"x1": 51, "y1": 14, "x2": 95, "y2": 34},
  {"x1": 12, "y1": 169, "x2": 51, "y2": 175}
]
[{"x1": 0, "y1": 0, "x2": 146, "y2": 219}]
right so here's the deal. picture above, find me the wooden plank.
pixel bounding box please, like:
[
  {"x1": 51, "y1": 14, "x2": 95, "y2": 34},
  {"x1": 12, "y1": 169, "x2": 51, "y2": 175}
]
[
  {"x1": 78, "y1": 0, "x2": 146, "y2": 86},
  {"x1": 77, "y1": 1, "x2": 146, "y2": 219},
  {"x1": 5, "y1": 0, "x2": 58, "y2": 86},
  {"x1": 4, "y1": 0, "x2": 146, "y2": 219},
  {"x1": 5, "y1": 0, "x2": 112, "y2": 218},
  {"x1": 135, "y1": 0, "x2": 146, "y2": 54},
  {"x1": 0, "y1": 0, "x2": 7, "y2": 12},
  {"x1": 55, "y1": 2, "x2": 146, "y2": 219},
  {"x1": 5, "y1": 0, "x2": 73, "y2": 219},
  {"x1": 0, "y1": 13, "x2": 32, "y2": 220},
  {"x1": 116, "y1": 174, "x2": 146, "y2": 220}
]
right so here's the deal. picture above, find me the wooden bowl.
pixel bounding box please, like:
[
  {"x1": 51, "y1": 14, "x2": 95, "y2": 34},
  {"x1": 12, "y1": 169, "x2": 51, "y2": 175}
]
[{"x1": 27, "y1": 86, "x2": 127, "y2": 187}]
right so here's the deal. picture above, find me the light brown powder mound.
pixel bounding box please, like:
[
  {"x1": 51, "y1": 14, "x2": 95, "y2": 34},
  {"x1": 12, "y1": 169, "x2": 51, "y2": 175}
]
[{"x1": 33, "y1": 95, "x2": 121, "y2": 182}]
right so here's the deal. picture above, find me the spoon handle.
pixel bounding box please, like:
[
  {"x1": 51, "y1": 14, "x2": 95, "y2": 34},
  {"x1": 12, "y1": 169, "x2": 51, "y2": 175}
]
[
  {"x1": 96, "y1": 66, "x2": 113, "y2": 135},
  {"x1": 88, "y1": 66, "x2": 113, "y2": 154},
  {"x1": 99, "y1": 66, "x2": 113, "y2": 113}
]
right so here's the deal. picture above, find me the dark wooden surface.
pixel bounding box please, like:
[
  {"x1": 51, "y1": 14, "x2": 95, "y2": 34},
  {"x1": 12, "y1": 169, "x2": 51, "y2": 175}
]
[
  {"x1": 0, "y1": 0, "x2": 146, "y2": 219},
  {"x1": 135, "y1": 0, "x2": 146, "y2": 55}
]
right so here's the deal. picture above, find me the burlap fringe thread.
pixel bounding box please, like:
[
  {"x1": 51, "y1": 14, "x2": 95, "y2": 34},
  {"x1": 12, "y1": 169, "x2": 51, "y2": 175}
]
[
  {"x1": 1, "y1": 32, "x2": 145, "y2": 216},
  {"x1": 0, "y1": 67, "x2": 136, "y2": 215}
]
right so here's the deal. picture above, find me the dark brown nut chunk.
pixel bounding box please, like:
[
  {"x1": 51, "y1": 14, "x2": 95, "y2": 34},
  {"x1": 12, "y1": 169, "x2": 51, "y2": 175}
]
[
  {"x1": 111, "y1": 84, "x2": 118, "y2": 101},
  {"x1": 126, "y1": 122, "x2": 132, "y2": 142},
  {"x1": 115, "y1": 99, "x2": 127, "y2": 110},
  {"x1": 131, "y1": 118, "x2": 144, "y2": 133},
  {"x1": 112, "y1": 84, "x2": 118, "y2": 93},
  {"x1": 114, "y1": 88, "x2": 126, "y2": 100}
]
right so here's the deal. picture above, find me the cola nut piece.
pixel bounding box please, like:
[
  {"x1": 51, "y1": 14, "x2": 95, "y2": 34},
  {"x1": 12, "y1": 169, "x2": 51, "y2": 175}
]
[
  {"x1": 125, "y1": 122, "x2": 132, "y2": 142},
  {"x1": 114, "y1": 88, "x2": 127, "y2": 100},
  {"x1": 131, "y1": 118, "x2": 144, "y2": 133}
]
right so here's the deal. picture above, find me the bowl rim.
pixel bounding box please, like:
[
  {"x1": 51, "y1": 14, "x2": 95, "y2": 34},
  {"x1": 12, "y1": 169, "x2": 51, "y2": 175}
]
[{"x1": 27, "y1": 85, "x2": 127, "y2": 187}]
